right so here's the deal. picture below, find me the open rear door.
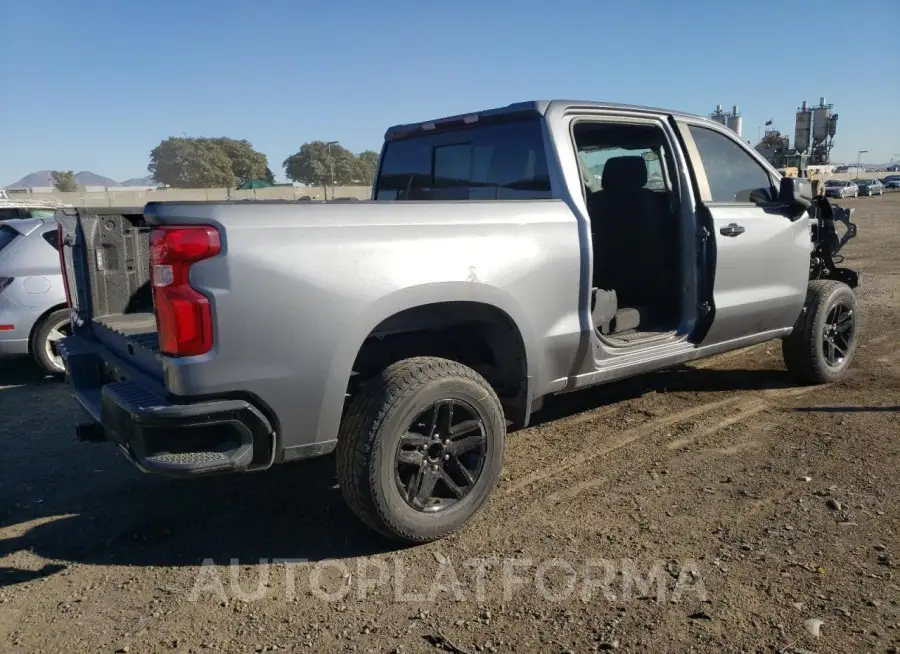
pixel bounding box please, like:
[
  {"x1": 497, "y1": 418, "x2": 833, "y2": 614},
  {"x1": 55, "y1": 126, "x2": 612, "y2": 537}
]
[{"x1": 675, "y1": 120, "x2": 811, "y2": 346}]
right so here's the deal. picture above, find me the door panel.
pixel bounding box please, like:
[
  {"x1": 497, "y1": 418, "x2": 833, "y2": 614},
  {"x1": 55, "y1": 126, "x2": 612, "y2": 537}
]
[
  {"x1": 677, "y1": 121, "x2": 811, "y2": 345},
  {"x1": 704, "y1": 203, "x2": 811, "y2": 342}
]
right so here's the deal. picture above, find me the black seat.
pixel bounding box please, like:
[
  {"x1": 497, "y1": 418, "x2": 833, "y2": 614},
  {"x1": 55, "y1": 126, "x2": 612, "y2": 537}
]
[{"x1": 587, "y1": 155, "x2": 669, "y2": 329}]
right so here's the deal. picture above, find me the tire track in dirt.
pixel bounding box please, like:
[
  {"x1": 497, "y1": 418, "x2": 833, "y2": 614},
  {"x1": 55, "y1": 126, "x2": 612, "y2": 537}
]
[
  {"x1": 502, "y1": 385, "x2": 820, "y2": 517},
  {"x1": 665, "y1": 398, "x2": 769, "y2": 450}
]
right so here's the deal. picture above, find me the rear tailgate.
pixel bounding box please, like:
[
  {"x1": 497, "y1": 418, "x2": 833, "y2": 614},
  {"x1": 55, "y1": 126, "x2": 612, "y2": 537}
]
[{"x1": 56, "y1": 207, "x2": 165, "y2": 386}]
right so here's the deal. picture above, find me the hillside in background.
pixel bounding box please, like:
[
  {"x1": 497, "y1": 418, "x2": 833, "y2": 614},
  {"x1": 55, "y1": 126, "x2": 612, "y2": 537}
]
[
  {"x1": 119, "y1": 176, "x2": 156, "y2": 187},
  {"x1": 5, "y1": 171, "x2": 156, "y2": 189}
]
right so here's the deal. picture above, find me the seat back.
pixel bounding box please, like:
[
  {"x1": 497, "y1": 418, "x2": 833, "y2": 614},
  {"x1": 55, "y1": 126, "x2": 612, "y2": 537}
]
[{"x1": 589, "y1": 156, "x2": 669, "y2": 311}]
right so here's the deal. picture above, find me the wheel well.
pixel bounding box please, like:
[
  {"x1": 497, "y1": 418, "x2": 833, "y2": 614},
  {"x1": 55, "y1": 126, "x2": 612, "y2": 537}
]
[
  {"x1": 349, "y1": 302, "x2": 529, "y2": 426},
  {"x1": 28, "y1": 303, "x2": 68, "y2": 353}
]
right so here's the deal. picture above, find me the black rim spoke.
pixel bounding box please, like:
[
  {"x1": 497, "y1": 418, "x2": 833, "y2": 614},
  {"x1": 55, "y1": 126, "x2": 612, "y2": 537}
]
[
  {"x1": 447, "y1": 433, "x2": 485, "y2": 456},
  {"x1": 450, "y1": 419, "x2": 481, "y2": 437},
  {"x1": 448, "y1": 455, "x2": 476, "y2": 487},
  {"x1": 440, "y1": 470, "x2": 465, "y2": 499},
  {"x1": 400, "y1": 432, "x2": 429, "y2": 448},
  {"x1": 408, "y1": 466, "x2": 440, "y2": 507},
  {"x1": 394, "y1": 398, "x2": 488, "y2": 513},
  {"x1": 397, "y1": 449, "x2": 424, "y2": 466},
  {"x1": 822, "y1": 300, "x2": 855, "y2": 368}
]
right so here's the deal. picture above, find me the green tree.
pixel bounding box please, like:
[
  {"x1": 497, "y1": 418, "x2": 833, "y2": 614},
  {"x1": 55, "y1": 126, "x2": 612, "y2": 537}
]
[
  {"x1": 262, "y1": 166, "x2": 276, "y2": 185},
  {"x1": 283, "y1": 141, "x2": 357, "y2": 197},
  {"x1": 208, "y1": 138, "x2": 271, "y2": 185},
  {"x1": 149, "y1": 138, "x2": 235, "y2": 188},
  {"x1": 148, "y1": 136, "x2": 272, "y2": 188},
  {"x1": 51, "y1": 170, "x2": 77, "y2": 192},
  {"x1": 355, "y1": 150, "x2": 380, "y2": 186},
  {"x1": 755, "y1": 130, "x2": 786, "y2": 151}
]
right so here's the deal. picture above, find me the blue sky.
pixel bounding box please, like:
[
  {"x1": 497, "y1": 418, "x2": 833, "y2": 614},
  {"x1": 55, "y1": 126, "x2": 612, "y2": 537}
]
[{"x1": 2, "y1": 0, "x2": 899, "y2": 185}]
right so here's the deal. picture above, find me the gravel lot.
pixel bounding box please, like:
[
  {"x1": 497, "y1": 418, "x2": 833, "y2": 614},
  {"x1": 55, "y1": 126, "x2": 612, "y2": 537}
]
[{"x1": 1, "y1": 194, "x2": 898, "y2": 653}]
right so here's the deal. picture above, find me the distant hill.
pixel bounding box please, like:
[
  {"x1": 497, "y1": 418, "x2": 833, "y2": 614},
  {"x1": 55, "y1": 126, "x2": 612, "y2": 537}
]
[
  {"x1": 6, "y1": 170, "x2": 122, "y2": 189},
  {"x1": 119, "y1": 176, "x2": 156, "y2": 187}
]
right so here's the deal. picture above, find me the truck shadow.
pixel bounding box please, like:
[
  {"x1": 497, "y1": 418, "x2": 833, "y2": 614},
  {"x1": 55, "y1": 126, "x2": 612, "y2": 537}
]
[
  {"x1": 0, "y1": 364, "x2": 796, "y2": 587},
  {"x1": 531, "y1": 365, "x2": 795, "y2": 427},
  {"x1": 0, "y1": 357, "x2": 53, "y2": 387},
  {"x1": 0, "y1": 456, "x2": 402, "y2": 588}
]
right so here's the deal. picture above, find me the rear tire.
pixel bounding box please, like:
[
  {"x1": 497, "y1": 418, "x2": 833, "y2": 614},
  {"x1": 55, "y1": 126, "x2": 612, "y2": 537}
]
[
  {"x1": 336, "y1": 356, "x2": 506, "y2": 543},
  {"x1": 782, "y1": 281, "x2": 859, "y2": 385},
  {"x1": 31, "y1": 309, "x2": 71, "y2": 376}
]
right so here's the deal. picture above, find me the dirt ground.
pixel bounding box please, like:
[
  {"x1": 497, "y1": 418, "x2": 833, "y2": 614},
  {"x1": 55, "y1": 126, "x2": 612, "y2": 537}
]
[{"x1": 1, "y1": 195, "x2": 898, "y2": 654}]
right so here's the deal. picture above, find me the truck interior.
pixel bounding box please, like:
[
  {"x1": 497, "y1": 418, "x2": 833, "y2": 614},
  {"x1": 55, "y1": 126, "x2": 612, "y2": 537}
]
[{"x1": 573, "y1": 121, "x2": 684, "y2": 344}]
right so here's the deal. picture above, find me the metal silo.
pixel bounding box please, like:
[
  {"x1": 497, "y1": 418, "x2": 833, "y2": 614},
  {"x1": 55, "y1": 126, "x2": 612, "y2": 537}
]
[
  {"x1": 812, "y1": 96, "x2": 830, "y2": 142},
  {"x1": 710, "y1": 104, "x2": 728, "y2": 126},
  {"x1": 726, "y1": 105, "x2": 743, "y2": 137},
  {"x1": 794, "y1": 100, "x2": 812, "y2": 153}
]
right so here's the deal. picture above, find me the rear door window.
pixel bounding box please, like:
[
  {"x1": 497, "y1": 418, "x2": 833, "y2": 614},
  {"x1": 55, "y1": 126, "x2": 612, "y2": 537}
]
[
  {"x1": 0, "y1": 225, "x2": 20, "y2": 251},
  {"x1": 0, "y1": 208, "x2": 25, "y2": 221},
  {"x1": 375, "y1": 117, "x2": 551, "y2": 201},
  {"x1": 42, "y1": 229, "x2": 61, "y2": 251}
]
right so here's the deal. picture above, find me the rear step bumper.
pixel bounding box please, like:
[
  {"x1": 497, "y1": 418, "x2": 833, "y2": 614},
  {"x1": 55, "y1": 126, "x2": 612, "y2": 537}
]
[{"x1": 59, "y1": 336, "x2": 274, "y2": 477}]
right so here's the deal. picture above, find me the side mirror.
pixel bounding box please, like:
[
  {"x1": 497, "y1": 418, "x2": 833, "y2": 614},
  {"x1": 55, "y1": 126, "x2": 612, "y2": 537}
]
[{"x1": 779, "y1": 176, "x2": 812, "y2": 217}]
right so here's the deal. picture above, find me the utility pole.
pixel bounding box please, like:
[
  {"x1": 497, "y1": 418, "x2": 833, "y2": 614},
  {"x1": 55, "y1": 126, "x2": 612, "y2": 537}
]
[
  {"x1": 326, "y1": 140, "x2": 338, "y2": 200},
  {"x1": 856, "y1": 150, "x2": 867, "y2": 178}
]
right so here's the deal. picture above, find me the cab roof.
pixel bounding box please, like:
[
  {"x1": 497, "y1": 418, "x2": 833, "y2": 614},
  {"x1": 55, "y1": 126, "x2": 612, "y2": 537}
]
[{"x1": 384, "y1": 99, "x2": 707, "y2": 140}]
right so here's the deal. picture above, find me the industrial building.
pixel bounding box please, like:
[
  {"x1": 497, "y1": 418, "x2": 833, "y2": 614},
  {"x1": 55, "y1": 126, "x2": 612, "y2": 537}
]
[{"x1": 754, "y1": 96, "x2": 839, "y2": 177}]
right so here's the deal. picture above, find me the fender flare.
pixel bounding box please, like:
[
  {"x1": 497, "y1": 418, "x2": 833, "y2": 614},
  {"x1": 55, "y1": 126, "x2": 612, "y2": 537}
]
[{"x1": 313, "y1": 282, "x2": 540, "y2": 444}]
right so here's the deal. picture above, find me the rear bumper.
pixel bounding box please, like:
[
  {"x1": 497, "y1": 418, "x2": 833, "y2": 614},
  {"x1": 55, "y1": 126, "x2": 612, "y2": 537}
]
[{"x1": 59, "y1": 335, "x2": 274, "y2": 477}]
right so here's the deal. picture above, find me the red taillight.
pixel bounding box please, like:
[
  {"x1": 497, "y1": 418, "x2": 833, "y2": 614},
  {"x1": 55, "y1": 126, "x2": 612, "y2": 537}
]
[
  {"x1": 150, "y1": 226, "x2": 221, "y2": 357},
  {"x1": 57, "y1": 224, "x2": 73, "y2": 308}
]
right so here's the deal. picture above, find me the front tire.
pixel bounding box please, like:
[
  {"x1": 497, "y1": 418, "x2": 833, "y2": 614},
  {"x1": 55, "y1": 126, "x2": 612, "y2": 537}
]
[
  {"x1": 336, "y1": 356, "x2": 506, "y2": 543},
  {"x1": 782, "y1": 280, "x2": 859, "y2": 385},
  {"x1": 31, "y1": 309, "x2": 71, "y2": 376}
]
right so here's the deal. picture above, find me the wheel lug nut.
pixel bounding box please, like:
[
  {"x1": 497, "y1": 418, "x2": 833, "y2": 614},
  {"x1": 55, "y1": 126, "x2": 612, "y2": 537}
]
[
  {"x1": 443, "y1": 454, "x2": 450, "y2": 461},
  {"x1": 444, "y1": 439, "x2": 450, "y2": 446}
]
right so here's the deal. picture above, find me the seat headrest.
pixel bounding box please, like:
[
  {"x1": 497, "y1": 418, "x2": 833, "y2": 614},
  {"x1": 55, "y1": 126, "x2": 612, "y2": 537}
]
[{"x1": 601, "y1": 156, "x2": 648, "y2": 191}]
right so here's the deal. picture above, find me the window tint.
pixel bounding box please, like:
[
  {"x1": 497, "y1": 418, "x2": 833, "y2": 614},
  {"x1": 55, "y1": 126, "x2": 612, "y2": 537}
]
[
  {"x1": 42, "y1": 229, "x2": 61, "y2": 252},
  {"x1": 375, "y1": 117, "x2": 551, "y2": 201},
  {"x1": 0, "y1": 225, "x2": 19, "y2": 251},
  {"x1": 0, "y1": 208, "x2": 25, "y2": 221},
  {"x1": 689, "y1": 125, "x2": 774, "y2": 203}
]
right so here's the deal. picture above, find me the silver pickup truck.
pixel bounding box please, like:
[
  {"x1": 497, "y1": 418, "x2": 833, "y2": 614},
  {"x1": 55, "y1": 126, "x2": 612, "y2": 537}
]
[{"x1": 57, "y1": 100, "x2": 860, "y2": 544}]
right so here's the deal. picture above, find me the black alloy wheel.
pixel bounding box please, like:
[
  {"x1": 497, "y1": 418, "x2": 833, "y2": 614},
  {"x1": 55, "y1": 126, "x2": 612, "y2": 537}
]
[{"x1": 394, "y1": 399, "x2": 488, "y2": 513}]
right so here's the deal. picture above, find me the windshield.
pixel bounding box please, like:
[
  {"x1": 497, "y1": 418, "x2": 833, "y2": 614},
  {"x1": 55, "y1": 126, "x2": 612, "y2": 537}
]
[
  {"x1": 825, "y1": 180, "x2": 845, "y2": 186},
  {"x1": 375, "y1": 117, "x2": 551, "y2": 201}
]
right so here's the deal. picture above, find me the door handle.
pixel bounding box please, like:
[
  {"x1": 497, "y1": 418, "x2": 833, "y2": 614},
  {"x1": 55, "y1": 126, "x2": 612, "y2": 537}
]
[{"x1": 720, "y1": 223, "x2": 746, "y2": 237}]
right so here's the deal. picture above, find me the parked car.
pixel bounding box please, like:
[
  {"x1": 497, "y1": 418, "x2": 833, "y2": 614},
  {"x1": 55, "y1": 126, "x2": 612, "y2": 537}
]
[
  {"x1": 823, "y1": 180, "x2": 858, "y2": 198},
  {"x1": 854, "y1": 178, "x2": 884, "y2": 196},
  {"x1": 881, "y1": 175, "x2": 900, "y2": 189},
  {"x1": 0, "y1": 218, "x2": 70, "y2": 374},
  {"x1": 57, "y1": 100, "x2": 862, "y2": 544},
  {"x1": 0, "y1": 200, "x2": 70, "y2": 222}
]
